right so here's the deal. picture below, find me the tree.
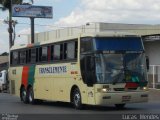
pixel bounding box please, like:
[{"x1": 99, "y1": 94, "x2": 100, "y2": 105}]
[
  {"x1": 0, "y1": 0, "x2": 23, "y2": 10},
  {"x1": 0, "y1": 0, "x2": 22, "y2": 48},
  {"x1": 0, "y1": 52, "x2": 9, "y2": 56}
]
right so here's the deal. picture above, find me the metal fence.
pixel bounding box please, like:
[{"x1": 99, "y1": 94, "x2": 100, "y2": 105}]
[{"x1": 148, "y1": 65, "x2": 160, "y2": 89}]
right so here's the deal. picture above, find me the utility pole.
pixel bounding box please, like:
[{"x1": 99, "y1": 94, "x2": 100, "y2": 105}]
[
  {"x1": 22, "y1": 0, "x2": 35, "y2": 43},
  {"x1": 4, "y1": 19, "x2": 18, "y2": 48},
  {"x1": 9, "y1": 0, "x2": 13, "y2": 48},
  {"x1": 30, "y1": 17, "x2": 35, "y2": 44}
]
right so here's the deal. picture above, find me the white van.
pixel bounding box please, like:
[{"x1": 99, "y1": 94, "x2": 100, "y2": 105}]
[{"x1": 0, "y1": 70, "x2": 8, "y2": 92}]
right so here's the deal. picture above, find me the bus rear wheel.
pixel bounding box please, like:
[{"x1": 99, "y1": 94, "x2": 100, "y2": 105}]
[
  {"x1": 20, "y1": 87, "x2": 28, "y2": 104},
  {"x1": 115, "y1": 104, "x2": 126, "y2": 109},
  {"x1": 72, "y1": 88, "x2": 82, "y2": 109},
  {"x1": 28, "y1": 87, "x2": 36, "y2": 104}
]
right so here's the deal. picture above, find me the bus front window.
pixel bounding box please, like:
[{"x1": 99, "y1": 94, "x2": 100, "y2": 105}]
[
  {"x1": 95, "y1": 54, "x2": 124, "y2": 84},
  {"x1": 124, "y1": 53, "x2": 147, "y2": 84},
  {"x1": 95, "y1": 53, "x2": 147, "y2": 84}
]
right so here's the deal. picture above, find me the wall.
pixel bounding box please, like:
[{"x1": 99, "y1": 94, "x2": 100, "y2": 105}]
[{"x1": 144, "y1": 41, "x2": 160, "y2": 65}]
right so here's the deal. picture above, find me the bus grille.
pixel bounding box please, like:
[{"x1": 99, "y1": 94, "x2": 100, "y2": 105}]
[
  {"x1": 114, "y1": 88, "x2": 137, "y2": 91},
  {"x1": 114, "y1": 88, "x2": 125, "y2": 91}
]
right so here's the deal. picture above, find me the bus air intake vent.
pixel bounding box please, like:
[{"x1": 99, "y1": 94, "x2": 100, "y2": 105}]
[
  {"x1": 114, "y1": 88, "x2": 137, "y2": 91},
  {"x1": 114, "y1": 88, "x2": 125, "y2": 91}
]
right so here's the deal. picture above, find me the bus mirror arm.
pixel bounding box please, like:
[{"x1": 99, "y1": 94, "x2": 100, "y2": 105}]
[
  {"x1": 87, "y1": 81, "x2": 93, "y2": 87},
  {"x1": 86, "y1": 72, "x2": 95, "y2": 87}
]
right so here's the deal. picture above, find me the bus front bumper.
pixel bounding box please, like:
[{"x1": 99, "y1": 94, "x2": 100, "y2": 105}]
[{"x1": 94, "y1": 91, "x2": 148, "y2": 106}]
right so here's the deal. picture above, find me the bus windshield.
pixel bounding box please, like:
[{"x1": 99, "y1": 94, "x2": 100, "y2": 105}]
[
  {"x1": 80, "y1": 36, "x2": 147, "y2": 85},
  {"x1": 95, "y1": 52, "x2": 147, "y2": 84}
]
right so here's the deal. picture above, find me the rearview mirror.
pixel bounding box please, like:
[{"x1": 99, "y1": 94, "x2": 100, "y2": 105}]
[{"x1": 85, "y1": 56, "x2": 96, "y2": 86}]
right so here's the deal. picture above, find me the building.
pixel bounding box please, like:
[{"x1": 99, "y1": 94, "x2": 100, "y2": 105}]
[
  {"x1": 27, "y1": 22, "x2": 160, "y2": 89},
  {"x1": 0, "y1": 55, "x2": 9, "y2": 72}
]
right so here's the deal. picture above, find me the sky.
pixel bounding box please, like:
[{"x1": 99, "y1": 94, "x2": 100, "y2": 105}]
[{"x1": 1, "y1": 0, "x2": 160, "y2": 53}]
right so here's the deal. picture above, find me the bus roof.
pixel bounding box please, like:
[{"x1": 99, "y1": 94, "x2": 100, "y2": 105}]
[
  {"x1": 10, "y1": 31, "x2": 140, "y2": 51},
  {"x1": 81, "y1": 31, "x2": 139, "y2": 38}
]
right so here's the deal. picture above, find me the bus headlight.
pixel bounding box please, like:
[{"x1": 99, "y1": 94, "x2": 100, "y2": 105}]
[
  {"x1": 101, "y1": 88, "x2": 107, "y2": 92},
  {"x1": 97, "y1": 88, "x2": 111, "y2": 92},
  {"x1": 140, "y1": 86, "x2": 148, "y2": 91},
  {"x1": 143, "y1": 87, "x2": 148, "y2": 90}
]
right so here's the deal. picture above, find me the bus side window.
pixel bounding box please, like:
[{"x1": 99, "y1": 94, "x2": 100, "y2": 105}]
[
  {"x1": 64, "y1": 43, "x2": 67, "y2": 60},
  {"x1": 41, "y1": 46, "x2": 48, "y2": 62},
  {"x1": 12, "y1": 51, "x2": 19, "y2": 65},
  {"x1": 20, "y1": 50, "x2": 26, "y2": 64},
  {"x1": 48, "y1": 46, "x2": 51, "y2": 61},
  {"x1": 31, "y1": 48, "x2": 36, "y2": 63},
  {"x1": 10, "y1": 52, "x2": 13, "y2": 65},
  {"x1": 60, "y1": 44, "x2": 63, "y2": 60},
  {"x1": 51, "y1": 45, "x2": 54, "y2": 60},
  {"x1": 36, "y1": 48, "x2": 39, "y2": 62},
  {"x1": 39, "y1": 47, "x2": 42, "y2": 62},
  {"x1": 64, "y1": 41, "x2": 78, "y2": 60},
  {"x1": 80, "y1": 37, "x2": 93, "y2": 53},
  {"x1": 54, "y1": 44, "x2": 61, "y2": 60},
  {"x1": 66, "y1": 41, "x2": 76, "y2": 60},
  {"x1": 27, "y1": 49, "x2": 31, "y2": 63},
  {"x1": 75, "y1": 41, "x2": 78, "y2": 59}
]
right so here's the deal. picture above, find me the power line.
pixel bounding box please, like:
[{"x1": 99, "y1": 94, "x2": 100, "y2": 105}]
[
  {"x1": 18, "y1": 22, "x2": 60, "y2": 27},
  {"x1": 3, "y1": 21, "x2": 160, "y2": 31},
  {"x1": 15, "y1": 22, "x2": 160, "y2": 30}
]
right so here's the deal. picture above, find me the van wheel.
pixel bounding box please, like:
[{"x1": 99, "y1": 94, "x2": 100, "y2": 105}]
[
  {"x1": 20, "y1": 87, "x2": 28, "y2": 103},
  {"x1": 72, "y1": 88, "x2": 82, "y2": 109},
  {"x1": 115, "y1": 104, "x2": 126, "y2": 109}
]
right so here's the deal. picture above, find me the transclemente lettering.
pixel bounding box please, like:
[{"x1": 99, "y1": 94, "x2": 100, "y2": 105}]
[{"x1": 39, "y1": 66, "x2": 67, "y2": 74}]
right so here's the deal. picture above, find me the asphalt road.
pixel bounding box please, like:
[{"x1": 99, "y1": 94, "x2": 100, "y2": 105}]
[{"x1": 0, "y1": 89, "x2": 160, "y2": 120}]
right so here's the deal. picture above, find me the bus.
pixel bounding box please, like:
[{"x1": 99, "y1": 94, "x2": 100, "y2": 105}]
[{"x1": 9, "y1": 31, "x2": 149, "y2": 109}]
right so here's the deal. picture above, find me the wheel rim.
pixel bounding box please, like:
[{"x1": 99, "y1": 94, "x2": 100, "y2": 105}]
[
  {"x1": 74, "y1": 91, "x2": 80, "y2": 107},
  {"x1": 22, "y1": 90, "x2": 26, "y2": 101},
  {"x1": 29, "y1": 94, "x2": 33, "y2": 102},
  {"x1": 29, "y1": 91, "x2": 33, "y2": 103}
]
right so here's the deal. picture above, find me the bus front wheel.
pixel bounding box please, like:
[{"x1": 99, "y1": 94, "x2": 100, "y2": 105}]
[{"x1": 72, "y1": 88, "x2": 82, "y2": 109}]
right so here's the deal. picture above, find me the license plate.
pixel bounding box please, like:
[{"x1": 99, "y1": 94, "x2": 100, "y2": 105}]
[{"x1": 122, "y1": 96, "x2": 131, "y2": 102}]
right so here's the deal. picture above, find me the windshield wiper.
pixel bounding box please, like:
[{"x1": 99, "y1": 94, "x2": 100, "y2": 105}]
[{"x1": 112, "y1": 69, "x2": 124, "y2": 85}]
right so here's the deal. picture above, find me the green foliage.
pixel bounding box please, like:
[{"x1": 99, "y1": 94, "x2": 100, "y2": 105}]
[
  {"x1": 0, "y1": 0, "x2": 22, "y2": 10},
  {"x1": 0, "y1": 52, "x2": 9, "y2": 56}
]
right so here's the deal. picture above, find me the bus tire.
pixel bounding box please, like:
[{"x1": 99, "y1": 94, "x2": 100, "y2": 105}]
[
  {"x1": 28, "y1": 87, "x2": 36, "y2": 104},
  {"x1": 20, "y1": 87, "x2": 28, "y2": 104},
  {"x1": 115, "y1": 104, "x2": 126, "y2": 109},
  {"x1": 72, "y1": 88, "x2": 82, "y2": 109}
]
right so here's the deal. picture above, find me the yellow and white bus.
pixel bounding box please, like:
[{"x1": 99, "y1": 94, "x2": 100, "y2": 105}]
[{"x1": 9, "y1": 31, "x2": 149, "y2": 109}]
